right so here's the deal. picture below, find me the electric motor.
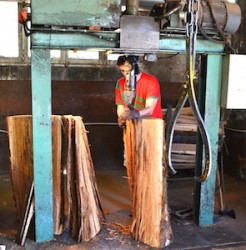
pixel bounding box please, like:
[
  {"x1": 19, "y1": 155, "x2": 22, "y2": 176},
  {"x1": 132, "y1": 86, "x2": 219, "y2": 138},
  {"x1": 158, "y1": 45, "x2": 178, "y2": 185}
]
[
  {"x1": 200, "y1": 0, "x2": 241, "y2": 34},
  {"x1": 150, "y1": 0, "x2": 241, "y2": 35}
]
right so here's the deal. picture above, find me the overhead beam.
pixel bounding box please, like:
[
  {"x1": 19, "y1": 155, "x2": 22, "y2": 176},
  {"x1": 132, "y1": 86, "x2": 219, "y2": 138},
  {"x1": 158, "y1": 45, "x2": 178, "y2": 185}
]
[
  {"x1": 31, "y1": 32, "x2": 224, "y2": 54},
  {"x1": 31, "y1": 32, "x2": 119, "y2": 50},
  {"x1": 159, "y1": 38, "x2": 224, "y2": 54}
]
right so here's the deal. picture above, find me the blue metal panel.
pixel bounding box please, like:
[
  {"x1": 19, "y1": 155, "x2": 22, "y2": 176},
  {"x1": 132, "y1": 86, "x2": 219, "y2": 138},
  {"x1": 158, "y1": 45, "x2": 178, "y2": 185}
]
[
  {"x1": 31, "y1": 49, "x2": 53, "y2": 242},
  {"x1": 199, "y1": 55, "x2": 222, "y2": 226},
  {"x1": 31, "y1": 0, "x2": 121, "y2": 28}
]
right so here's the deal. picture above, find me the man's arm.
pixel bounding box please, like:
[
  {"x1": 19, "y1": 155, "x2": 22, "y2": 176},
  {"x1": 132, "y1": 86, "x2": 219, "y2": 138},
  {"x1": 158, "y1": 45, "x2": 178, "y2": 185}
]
[
  {"x1": 117, "y1": 104, "x2": 125, "y2": 117},
  {"x1": 117, "y1": 104, "x2": 127, "y2": 127},
  {"x1": 138, "y1": 98, "x2": 158, "y2": 118}
]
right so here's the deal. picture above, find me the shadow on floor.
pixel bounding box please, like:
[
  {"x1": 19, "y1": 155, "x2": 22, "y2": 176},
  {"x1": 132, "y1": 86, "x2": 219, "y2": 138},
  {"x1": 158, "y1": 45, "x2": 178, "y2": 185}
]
[{"x1": 1, "y1": 169, "x2": 246, "y2": 249}]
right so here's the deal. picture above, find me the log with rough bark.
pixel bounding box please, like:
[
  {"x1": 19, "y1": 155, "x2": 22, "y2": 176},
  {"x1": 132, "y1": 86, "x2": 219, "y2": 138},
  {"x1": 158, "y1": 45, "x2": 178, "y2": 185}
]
[
  {"x1": 73, "y1": 116, "x2": 104, "y2": 241},
  {"x1": 7, "y1": 115, "x2": 104, "y2": 243},
  {"x1": 62, "y1": 116, "x2": 104, "y2": 242},
  {"x1": 123, "y1": 119, "x2": 173, "y2": 248}
]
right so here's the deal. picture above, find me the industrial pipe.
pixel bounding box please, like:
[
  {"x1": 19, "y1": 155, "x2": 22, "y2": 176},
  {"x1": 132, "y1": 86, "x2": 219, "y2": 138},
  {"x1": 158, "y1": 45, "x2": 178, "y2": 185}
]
[{"x1": 125, "y1": 0, "x2": 140, "y2": 15}]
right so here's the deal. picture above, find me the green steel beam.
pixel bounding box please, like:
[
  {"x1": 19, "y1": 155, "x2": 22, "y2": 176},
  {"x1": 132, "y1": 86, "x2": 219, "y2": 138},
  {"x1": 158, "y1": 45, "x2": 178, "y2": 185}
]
[
  {"x1": 159, "y1": 38, "x2": 224, "y2": 53},
  {"x1": 31, "y1": 32, "x2": 224, "y2": 54},
  {"x1": 31, "y1": 32, "x2": 119, "y2": 50},
  {"x1": 198, "y1": 54, "x2": 223, "y2": 226},
  {"x1": 31, "y1": 49, "x2": 53, "y2": 242}
]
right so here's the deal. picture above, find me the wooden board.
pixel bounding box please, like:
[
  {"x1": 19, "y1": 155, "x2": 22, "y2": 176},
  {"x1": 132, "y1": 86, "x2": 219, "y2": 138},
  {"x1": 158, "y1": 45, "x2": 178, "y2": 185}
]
[{"x1": 52, "y1": 116, "x2": 63, "y2": 235}]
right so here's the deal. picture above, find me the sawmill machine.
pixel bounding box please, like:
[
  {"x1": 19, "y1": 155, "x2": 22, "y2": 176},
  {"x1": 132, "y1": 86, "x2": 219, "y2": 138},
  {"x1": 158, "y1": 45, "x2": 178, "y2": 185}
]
[
  {"x1": 19, "y1": 0, "x2": 242, "y2": 242},
  {"x1": 21, "y1": 0, "x2": 241, "y2": 51}
]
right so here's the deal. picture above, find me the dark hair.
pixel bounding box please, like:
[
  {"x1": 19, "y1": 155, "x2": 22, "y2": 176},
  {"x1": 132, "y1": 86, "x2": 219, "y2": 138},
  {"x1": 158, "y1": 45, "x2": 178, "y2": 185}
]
[{"x1": 117, "y1": 55, "x2": 140, "y2": 74}]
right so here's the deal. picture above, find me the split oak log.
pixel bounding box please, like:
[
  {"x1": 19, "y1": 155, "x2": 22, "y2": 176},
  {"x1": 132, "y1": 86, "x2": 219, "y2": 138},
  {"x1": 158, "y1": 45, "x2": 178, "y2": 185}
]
[
  {"x1": 7, "y1": 115, "x2": 104, "y2": 242},
  {"x1": 123, "y1": 119, "x2": 173, "y2": 248}
]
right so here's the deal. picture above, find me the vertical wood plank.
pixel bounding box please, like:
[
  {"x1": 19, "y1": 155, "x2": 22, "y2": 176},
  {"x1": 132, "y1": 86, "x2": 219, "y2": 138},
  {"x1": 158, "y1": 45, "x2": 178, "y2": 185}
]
[{"x1": 31, "y1": 49, "x2": 53, "y2": 241}]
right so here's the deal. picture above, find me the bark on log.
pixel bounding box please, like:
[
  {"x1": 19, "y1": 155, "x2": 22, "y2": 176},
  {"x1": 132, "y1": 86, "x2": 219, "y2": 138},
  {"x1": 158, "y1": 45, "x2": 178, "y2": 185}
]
[
  {"x1": 73, "y1": 116, "x2": 104, "y2": 241},
  {"x1": 123, "y1": 119, "x2": 173, "y2": 248},
  {"x1": 7, "y1": 115, "x2": 104, "y2": 242},
  {"x1": 61, "y1": 115, "x2": 77, "y2": 236},
  {"x1": 52, "y1": 116, "x2": 63, "y2": 235}
]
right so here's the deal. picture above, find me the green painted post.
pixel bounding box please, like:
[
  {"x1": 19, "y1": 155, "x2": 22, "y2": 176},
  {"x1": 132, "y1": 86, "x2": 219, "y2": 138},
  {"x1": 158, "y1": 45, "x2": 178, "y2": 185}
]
[
  {"x1": 31, "y1": 49, "x2": 53, "y2": 241},
  {"x1": 199, "y1": 54, "x2": 223, "y2": 226}
]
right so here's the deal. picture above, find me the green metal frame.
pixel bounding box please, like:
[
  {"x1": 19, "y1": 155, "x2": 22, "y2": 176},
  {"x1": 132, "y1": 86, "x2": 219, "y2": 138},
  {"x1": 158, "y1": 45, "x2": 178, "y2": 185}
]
[
  {"x1": 31, "y1": 49, "x2": 53, "y2": 242},
  {"x1": 199, "y1": 55, "x2": 222, "y2": 225},
  {"x1": 193, "y1": 54, "x2": 222, "y2": 226},
  {"x1": 31, "y1": 32, "x2": 224, "y2": 241}
]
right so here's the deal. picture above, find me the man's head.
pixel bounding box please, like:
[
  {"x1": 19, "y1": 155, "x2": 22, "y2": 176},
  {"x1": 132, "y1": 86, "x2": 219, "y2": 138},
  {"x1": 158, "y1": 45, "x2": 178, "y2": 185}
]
[{"x1": 117, "y1": 55, "x2": 140, "y2": 76}]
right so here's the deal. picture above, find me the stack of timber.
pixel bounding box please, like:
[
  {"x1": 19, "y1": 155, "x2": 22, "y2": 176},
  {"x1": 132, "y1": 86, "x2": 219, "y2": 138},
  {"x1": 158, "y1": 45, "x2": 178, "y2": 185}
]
[
  {"x1": 164, "y1": 107, "x2": 197, "y2": 170},
  {"x1": 7, "y1": 115, "x2": 104, "y2": 243},
  {"x1": 123, "y1": 119, "x2": 173, "y2": 248}
]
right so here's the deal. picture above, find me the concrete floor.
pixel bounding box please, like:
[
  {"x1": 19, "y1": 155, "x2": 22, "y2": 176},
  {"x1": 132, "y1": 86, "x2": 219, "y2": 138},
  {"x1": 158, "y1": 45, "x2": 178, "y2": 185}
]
[{"x1": 1, "y1": 169, "x2": 246, "y2": 250}]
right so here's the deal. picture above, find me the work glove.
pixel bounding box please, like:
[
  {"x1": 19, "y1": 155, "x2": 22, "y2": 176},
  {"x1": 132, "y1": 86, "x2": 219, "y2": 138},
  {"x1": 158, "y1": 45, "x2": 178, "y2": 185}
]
[{"x1": 126, "y1": 109, "x2": 140, "y2": 120}]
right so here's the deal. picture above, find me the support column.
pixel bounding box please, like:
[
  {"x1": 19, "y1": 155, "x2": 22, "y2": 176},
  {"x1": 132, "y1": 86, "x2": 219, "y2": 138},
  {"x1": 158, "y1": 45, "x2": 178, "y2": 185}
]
[
  {"x1": 197, "y1": 54, "x2": 223, "y2": 226},
  {"x1": 31, "y1": 49, "x2": 53, "y2": 241}
]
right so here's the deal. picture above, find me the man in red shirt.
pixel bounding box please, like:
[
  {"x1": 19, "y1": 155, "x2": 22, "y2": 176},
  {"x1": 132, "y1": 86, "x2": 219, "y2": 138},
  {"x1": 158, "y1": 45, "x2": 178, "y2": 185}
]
[{"x1": 115, "y1": 55, "x2": 163, "y2": 127}]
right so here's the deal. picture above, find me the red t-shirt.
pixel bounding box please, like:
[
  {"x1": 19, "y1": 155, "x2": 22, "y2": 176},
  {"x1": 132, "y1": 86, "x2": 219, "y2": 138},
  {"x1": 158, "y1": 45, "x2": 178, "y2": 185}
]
[{"x1": 115, "y1": 72, "x2": 163, "y2": 119}]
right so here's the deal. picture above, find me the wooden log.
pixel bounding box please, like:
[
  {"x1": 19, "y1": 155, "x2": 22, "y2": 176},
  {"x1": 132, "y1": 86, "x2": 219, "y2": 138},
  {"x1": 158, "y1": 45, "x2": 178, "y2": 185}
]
[
  {"x1": 7, "y1": 115, "x2": 63, "y2": 235},
  {"x1": 7, "y1": 115, "x2": 33, "y2": 219},
  {"x1": 7, "y1": 115, "x2": 104, "y2": 243},
  {"x1": 124, "y1": 119, "x2": 173, "y2": 248},
  {"x1": 73, "y1": 116, "x2": 104, "y2": 242}
]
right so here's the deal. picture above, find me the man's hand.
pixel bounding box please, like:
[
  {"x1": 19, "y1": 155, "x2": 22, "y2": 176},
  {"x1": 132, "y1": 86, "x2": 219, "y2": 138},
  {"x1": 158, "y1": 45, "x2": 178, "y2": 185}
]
[
  {"x1": 117, "y1": 107, "x2": 140, "y2": 128},
  {"x1": 126, "y1": 109, "x2": 140, "y2": 120},
  {"x1": 118, "y1": 115, "x2": 126, "y2": 128}
]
